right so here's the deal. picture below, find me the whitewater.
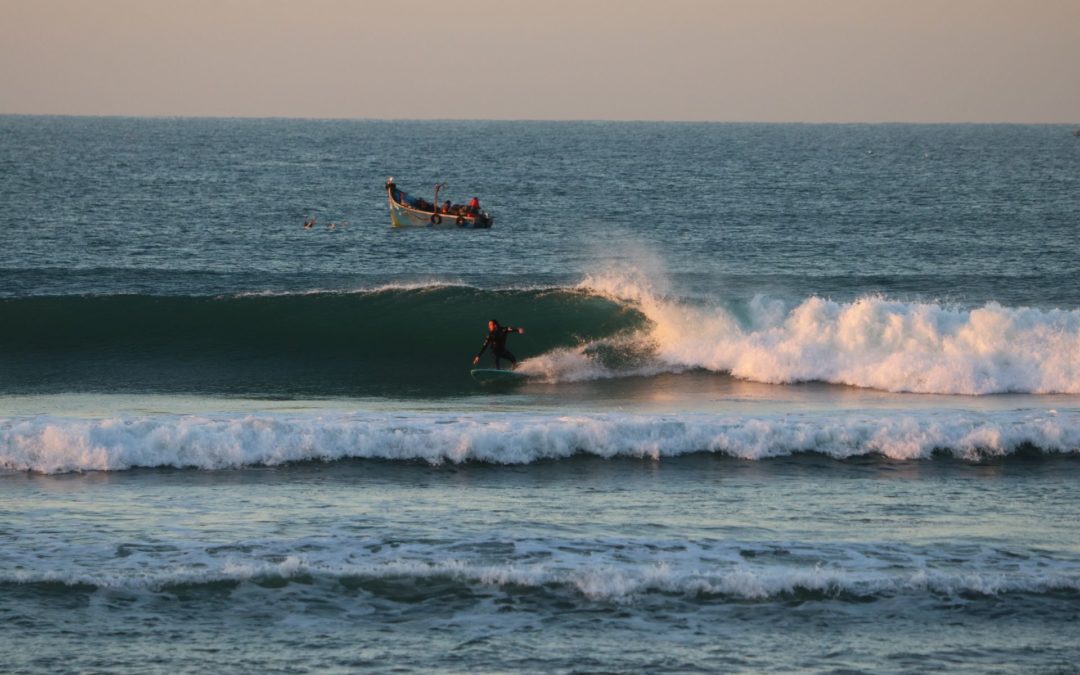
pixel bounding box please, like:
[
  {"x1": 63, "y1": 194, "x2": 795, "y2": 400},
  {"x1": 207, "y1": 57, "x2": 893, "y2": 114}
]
[
  {"x1": 3, "y1": 408, "x2": 1079, "y2": 473},
  {"x1": 518, "y1": 271, "x2": 1080, "y2": 395}
]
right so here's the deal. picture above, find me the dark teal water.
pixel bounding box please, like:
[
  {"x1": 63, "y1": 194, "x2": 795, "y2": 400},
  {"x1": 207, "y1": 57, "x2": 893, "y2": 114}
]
[{"x1": 1, "y1": 117, "x2": 1079, "y2": 673}]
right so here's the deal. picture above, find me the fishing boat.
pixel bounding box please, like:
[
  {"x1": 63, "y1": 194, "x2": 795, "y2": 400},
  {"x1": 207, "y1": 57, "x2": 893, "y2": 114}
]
[{"x1": 385, "y1": 177, "x2": 494, "y2": 229}]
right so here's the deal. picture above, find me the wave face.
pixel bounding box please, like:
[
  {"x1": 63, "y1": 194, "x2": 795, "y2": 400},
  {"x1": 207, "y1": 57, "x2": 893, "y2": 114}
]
[
  {"x1": 3, "y1": 409, "x2": 1077, "y2": 473},
  {"x1": 3, "y1": 275, "x2": 1080, "y2": 396},
  {"x1": 0, "y1": 285, "x2": 642, "y2": 396}
]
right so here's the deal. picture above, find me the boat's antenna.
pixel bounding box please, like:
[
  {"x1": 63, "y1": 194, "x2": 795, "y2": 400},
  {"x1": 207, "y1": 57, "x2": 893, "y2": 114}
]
[{"x1": 434, "y1": 182, "x2": 448, "y2": 209}]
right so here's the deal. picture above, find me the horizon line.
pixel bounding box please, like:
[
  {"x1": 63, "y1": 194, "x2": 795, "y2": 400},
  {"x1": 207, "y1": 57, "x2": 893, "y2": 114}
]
[{"x1": 2, "y1": 112, "x2": 1079, "y2": 126}]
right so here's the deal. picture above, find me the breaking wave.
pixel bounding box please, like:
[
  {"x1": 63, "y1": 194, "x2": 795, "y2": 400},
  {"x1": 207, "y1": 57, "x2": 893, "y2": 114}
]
[
  {"x1": 2, "y1": 409, "x2": 1078, "y2": 473},
  {"x1": 6, "y1": 539, "x2": 1079, "y2": 604},
  {"x1": 2, "y1": 272, "x2": 1080, "y2": 396},
  {"x1": 521, "y1": 270, "x2": 1080, "y2": 395}
]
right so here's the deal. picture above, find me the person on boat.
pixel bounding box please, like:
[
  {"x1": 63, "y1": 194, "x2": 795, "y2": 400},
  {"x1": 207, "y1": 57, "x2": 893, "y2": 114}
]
[
  {"x1": 441, "y1": 200, "x2": 452, "y2": 214},
  {"x1": 467, "y1": 197, "x2": 481, "y2": 215},
  {"x1": 473, "y1": 319, "x2": 525, "y2": 370}
]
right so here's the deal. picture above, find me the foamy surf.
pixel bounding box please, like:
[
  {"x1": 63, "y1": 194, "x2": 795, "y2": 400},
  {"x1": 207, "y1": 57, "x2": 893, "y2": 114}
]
[
  {"x1": 3, "y1": 408, "x2": 1077, "y2": 473},
  {"x1": 6, "y1": 535, "x2": 1079, "y2": 603},
  {"x1": 8, "y1": 559, "x2": 1080, "y2": 602},
  {"x1": 528, "y1": 271, "x2": 1080, "y2": 395}
]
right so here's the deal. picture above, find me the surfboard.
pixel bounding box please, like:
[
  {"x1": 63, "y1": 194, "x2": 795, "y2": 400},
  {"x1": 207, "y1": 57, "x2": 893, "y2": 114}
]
[{"x1": 470, "y1": 368, "x2": 527, "y2": 383}]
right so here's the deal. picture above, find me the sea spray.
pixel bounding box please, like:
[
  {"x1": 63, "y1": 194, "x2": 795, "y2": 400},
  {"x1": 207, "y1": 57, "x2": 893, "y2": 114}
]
[{"x1": 566, "y1": 271, "x2": 1080, "y2": 394}]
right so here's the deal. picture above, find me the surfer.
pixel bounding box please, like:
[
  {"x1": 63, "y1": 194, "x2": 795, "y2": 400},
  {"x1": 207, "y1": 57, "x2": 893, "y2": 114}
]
[{"x1": 473, "y1": 319, "x2": 525, "y2": 370}]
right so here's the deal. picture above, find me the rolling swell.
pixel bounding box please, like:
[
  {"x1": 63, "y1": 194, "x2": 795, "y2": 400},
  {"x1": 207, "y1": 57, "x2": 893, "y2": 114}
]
[{"x1": 0, "y1": 286, "x2": 644, "y2": 396}]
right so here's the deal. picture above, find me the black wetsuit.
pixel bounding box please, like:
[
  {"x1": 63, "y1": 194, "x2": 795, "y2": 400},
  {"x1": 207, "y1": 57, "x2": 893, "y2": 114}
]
[{"x1": 476, "y1": 326, "x2": 519, "y2": 370}]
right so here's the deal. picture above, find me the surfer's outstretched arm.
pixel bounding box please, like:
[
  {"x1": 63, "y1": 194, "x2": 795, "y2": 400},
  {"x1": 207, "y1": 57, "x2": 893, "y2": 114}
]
[{"x1": 473, "y1": 336, "x2": 492, "y2": 364}]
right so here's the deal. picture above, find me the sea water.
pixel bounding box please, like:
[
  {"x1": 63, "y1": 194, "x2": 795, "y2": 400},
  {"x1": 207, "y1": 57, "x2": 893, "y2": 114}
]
[{"x1": 1, "y1": 117, "x2": 1079, "y2": 673}]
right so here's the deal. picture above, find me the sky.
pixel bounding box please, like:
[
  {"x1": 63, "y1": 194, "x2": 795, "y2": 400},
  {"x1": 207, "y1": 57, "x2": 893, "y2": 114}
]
[{"x1": 1, "y1": 0, "x2": 1078, "y2": 123}]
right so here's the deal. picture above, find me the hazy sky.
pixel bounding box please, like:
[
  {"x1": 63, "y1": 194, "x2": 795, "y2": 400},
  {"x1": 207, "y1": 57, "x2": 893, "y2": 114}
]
[{"x1": 1, "y1": 0, "x2": 1078, "y2": 122}]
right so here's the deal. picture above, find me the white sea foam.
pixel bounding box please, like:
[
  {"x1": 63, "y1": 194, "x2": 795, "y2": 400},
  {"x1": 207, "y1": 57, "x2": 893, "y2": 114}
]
[
  {"x1": 231, "y1": 279, "x2": 574, "y2": 298},
  {"x1": 549, "y1": 270, "x2": 1080, "y2": 395},
  {"x1": 232, "y1": 280, "x2": 474, "y2": 297},
  {"x1": 6, "y1": 520, "x2": 1078, "y2": 605},
  {"x1": 6, "y1": 552, "x2": 1079, "y2": 602},
  {"x1": 1, "y1": 409, "x2": 1077, "y2": 473}
]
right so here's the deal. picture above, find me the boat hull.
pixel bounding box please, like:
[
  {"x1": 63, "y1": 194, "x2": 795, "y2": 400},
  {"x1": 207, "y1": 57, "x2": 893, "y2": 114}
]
[{"x1": 388, "y1": 196, "x2": 493, "y2": 229}]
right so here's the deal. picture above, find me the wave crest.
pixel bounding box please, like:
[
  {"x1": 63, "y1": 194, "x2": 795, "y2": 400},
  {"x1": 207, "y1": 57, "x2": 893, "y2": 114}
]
[
  {"x1": 7, "y1": 555, "x2": 1079, "y2": 603},
  {"x1": 2, "y1": 409, "x2": 1077, "y2": 473},
  {"x1": 547, "y1": 272, "x2": 1080, "y2": 395}
]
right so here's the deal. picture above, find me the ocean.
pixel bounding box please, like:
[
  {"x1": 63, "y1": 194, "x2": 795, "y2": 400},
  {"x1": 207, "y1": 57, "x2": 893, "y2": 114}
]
[{"x1": 2, "y1": 116, "x2": 1079, "y2": 673}]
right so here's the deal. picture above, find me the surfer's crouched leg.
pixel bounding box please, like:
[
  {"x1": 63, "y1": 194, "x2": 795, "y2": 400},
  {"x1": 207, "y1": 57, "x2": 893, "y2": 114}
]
[{"x1": 494, "y1": 349, "x2": 517, "y2": 370}]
